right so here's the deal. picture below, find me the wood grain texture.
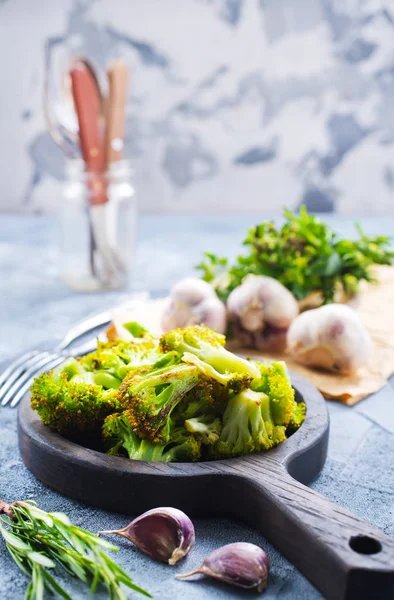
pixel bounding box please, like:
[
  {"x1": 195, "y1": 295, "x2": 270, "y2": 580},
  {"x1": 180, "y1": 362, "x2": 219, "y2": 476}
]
[{"x1": 18, "y1": 374, "x2": 394, "y2": 600}]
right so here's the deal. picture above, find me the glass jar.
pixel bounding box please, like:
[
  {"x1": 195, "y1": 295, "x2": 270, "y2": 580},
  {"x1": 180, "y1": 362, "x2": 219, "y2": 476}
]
[{"x1": 59, "y1": 159, "x2": 136, "y2": 292}]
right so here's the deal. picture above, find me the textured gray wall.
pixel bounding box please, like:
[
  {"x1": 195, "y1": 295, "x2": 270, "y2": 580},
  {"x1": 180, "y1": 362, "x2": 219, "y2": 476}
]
[{"x1": 1, "y1": 0, "x2": 394, "y2": 213}]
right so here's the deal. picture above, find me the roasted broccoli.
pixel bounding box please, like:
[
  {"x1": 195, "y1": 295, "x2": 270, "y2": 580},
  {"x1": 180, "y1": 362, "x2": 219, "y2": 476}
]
[
  {"x1": 79, "y1": 337, "x2": 163, "y2": 376},
  {"x1": 161, "y1": 325, "x2": 259, "y2": 389},
  {"x1": 52, "y1": 356, "x2": 122, "y2": 390},
  {"x1": 30, "y1": 323, "x2": 306, "y2": 462},
  {"x1": 30, "y1": 371, "x2": 120, "y2": 435},
  {"x1": 174, "y1": 377, "x2": 228, "y2": 422},
  {"x1": 184, "y1": 415, "x2": 222, "y2": 445},
  {"x1": 163, "y1": 426, "x2": 202, "y2": 462},
  {"x1": 210, "y1": 388, "x2": 286, "y2": 458},
  {"x1": 287, "y1": 400, "x2": 307, "y2": 435},
  {"x1": 251, "y1": 361, "x2": 297, "y2": 427},
  {"x1": 103, "y1": 412, "x2": 201, "y2": 462},
  {"x1": 118, "y1": 363, "x2": 200, "y2": 442}
]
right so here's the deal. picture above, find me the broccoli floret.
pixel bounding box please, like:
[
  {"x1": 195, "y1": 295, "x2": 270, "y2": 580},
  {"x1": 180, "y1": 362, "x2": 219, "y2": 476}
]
[
  {"x1": 118, "y1": 364, "x2": 200, "y2": 442},
  {"x1": 163, "y1": 427, "x2": 201, "y2": 462},
  {"x1": 212, "y1": 388, "x2": 287, "y2": 458},
  {"x1": 184, "y1": 415, "x2": 222, "y2": 445},
  {"x1": 160, "y1": 325, "x2": 260, "y2": 388},
  {"x1": 287, "y1": 401, "x2": 306, "y2": 435},
  {"x1": 52, "y1": 357, "x2": 84, "y2": 381},
  {"x1": 173, "y1": 378, "x2": 228, "y2": 422},
  {"x1": 102, "y1": 413, "x2": 201, "y2": 462},
  {"x1": 80, "y1": 336, "x2": 163, "y2": 370},
  {"x1": 251, "y1": 361, "x2": 296, "y2": 427},
  {"x1": 53, "y1": 356, "x2": 122, "y2": 390},
  {"x1": 103, "y1": 412, "x2": 167, "y2": 460},
  {"x1": 77, "y1": 335, "x2": 182, "y2": 390},
  {"x1": 79, "y1": 343, "x2": 129, "y2": 380},
  {"x1": 30, "y1": 372, "x2": 120, "y2": 435}
]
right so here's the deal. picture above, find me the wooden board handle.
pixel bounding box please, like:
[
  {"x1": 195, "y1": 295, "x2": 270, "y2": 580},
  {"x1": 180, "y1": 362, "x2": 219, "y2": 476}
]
[{"x1": 236, "y1": 462, "x2": 394, "y2": 600}]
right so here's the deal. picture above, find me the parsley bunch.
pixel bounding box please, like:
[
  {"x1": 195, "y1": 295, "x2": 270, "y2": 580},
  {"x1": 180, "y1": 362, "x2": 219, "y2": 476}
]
[{"x1": 197, "y1": 206, "x2": 394, "y2": 303}]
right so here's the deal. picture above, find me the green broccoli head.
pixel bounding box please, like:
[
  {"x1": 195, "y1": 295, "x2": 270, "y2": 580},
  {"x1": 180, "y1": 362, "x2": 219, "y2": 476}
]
[
  {"x1": 102, "y1": 411, "x2": 168, "y2": 460},
  {"x1": 77, "y1": 333, "x2": 182, "y2": 390},
  {"x1": 79, "y1": 335, "x2": 163, "y2": 370},
  {"x1": 53, "y1": 356, "x2": 122, "y2": 390},
  {"x1": 184, "y1": 415, "x2": 222, "y2": 445},
  {"x1": 287, "y1": 401, "x2": 306, "y2": 435},
  {"x1": 160, "y1": 325, "x2": 260, "y2": 388},
  {"x1": 173, "y1": 377, "x2": 229, "y2": 423},
  {"x1": 102, "y1": 413, "x2": 201, "y2": 462},
  {"x1": 163, "y1": 427, "x2": 201, "y2": 462},
  {"x1": 117, "y1": 363, "x2": 200, "y2": 442},
  {"x1": 211, "y1": 388, "x2": 287, "y2": 459},
  {"x1": 30, "y1": 372, "x2": 120, "y2": 436},
  {"x1": 251, "y1": 361, "x2": 296, "y2": 427},
  {"x1": 78, "y1": 343, "x2": 129, "y2": 380}
]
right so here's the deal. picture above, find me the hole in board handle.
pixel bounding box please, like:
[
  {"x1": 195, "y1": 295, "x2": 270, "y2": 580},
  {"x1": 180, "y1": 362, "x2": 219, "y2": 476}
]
[{"x1": 349, "y1": 535, "x2": 382, "y2": 555}]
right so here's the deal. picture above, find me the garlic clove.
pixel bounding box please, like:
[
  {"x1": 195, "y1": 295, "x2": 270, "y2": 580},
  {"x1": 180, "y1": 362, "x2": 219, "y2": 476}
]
[
  {"x1": 227, "y1": 275, "x2": 298, "y2": 351},
  {"x1": 176, "y1": 542, "x2": 270, "y2": 592},
  {"x1": 98, "y1": 507, "x2": 195, "y2": 565},
  {"x1": 161, "y1": 278, "x2": 227, "y2": 334},
  {"x1": 171, "y1": 278, "x2": 216, "y2": 306},
  {"x1": 287, "y1": 304, "x2": 372, "y2": 375}
]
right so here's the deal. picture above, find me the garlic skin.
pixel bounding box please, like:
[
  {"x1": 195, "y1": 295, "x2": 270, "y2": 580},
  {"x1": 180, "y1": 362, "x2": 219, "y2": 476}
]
[
  {"x1": 161, "y1": 278, "x2": 227, "y2": 334},
  {"x1": 98, "y1": 507, "x2": 195, "y2": 565},
  {"x1": 287, "y1": 304, "x2": 372, "y2": 375},
  {"x1": 177, "y1": 542, "x2": 270, "y2": 592},
  {"x1": 227, "y1": 275, "x2": 299, "y2": 351}
]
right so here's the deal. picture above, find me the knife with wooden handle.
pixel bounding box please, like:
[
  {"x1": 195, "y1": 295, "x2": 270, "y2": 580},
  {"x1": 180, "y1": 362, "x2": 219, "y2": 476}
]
[
  {"x1": 70, "y1": 59, "x2": 120, "y2": 279},
  {"x1": 70, "y1": 60, "x2": 107, "y2": 206},
  {"x1": 105, "y1": 59, "x2": 129, "y2": 166}
]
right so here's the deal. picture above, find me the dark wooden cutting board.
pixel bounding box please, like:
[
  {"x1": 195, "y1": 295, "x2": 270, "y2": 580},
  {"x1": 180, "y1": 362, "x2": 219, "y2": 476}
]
[{"x1": 18, "y1": 373, "x2": 394, "y2": 600}]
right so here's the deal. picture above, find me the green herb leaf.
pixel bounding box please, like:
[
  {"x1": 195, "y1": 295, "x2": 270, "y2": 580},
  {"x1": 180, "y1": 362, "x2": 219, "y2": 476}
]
[
  {"x1": 42, "y1": 570, "x2": 73, "y2": 600},
  {"x1": 50, "y1": 512, "x2": 71, "y2": 525},
  {"x1": 27, "y1": 552, "x2": 56, "y2": 568},
  {"x1": 1, "y1": 528, "x2": 31, "y2": 551}
]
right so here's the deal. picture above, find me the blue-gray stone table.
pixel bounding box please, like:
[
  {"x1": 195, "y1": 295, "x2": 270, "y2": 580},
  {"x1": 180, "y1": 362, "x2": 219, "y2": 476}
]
[{"x1": 0, "y1": 213, "x2": 393, "y2": 600}]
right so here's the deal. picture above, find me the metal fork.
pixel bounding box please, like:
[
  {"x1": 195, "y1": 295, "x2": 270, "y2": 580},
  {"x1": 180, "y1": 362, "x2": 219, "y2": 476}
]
[{"x1": 0, "y1": 309, "x2": 112, "y2": 407}]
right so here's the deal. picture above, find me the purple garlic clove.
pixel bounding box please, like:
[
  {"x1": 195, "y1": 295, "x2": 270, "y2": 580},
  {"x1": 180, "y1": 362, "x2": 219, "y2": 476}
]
[
  {"x1": 176, "y1": 542, "x2": 270, "y2": 592},
  {"x1": 98, "y1": 507, "x2": 195, "y2": 565}
]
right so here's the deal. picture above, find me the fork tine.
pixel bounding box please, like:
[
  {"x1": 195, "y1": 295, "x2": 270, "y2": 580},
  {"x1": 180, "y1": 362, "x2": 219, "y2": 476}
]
[
  {"x1": 10, "y1": 356, "x2": 66, "y2": 408},
  {"x1": 1, "y1": 353, "x2": 63, "y2": 407},
  {"x1": 0, "y1": 350, "x2": 41, "y2": 388},
  {"x1": 0, "y1": 352, "x2": 51, "y2": 400}
]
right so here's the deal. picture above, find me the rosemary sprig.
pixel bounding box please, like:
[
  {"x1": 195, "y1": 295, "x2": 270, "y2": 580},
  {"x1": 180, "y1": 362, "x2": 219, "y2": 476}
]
[{"x1": 0, "y1": 499, "x2": 151, "y2": 600}]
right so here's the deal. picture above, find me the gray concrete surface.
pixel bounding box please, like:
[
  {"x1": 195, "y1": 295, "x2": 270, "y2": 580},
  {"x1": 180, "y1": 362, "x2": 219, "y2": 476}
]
[{"x1": 0, "y1": 213, "x2": 393, "y2": 599}]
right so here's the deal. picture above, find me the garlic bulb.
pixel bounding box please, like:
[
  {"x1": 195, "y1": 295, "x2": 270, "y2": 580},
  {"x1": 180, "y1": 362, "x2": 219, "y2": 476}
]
[
  {"x1": 98, "y1": 507, "x2": 195, "y2": 565},
  {"x1": 227, "y1": 275, "x2": 299, "y2": 351},
  {"x1": 161, "y1": 278, "x2": 227, "y2": 334},
  {"x1": 287, "y1": 304, "x2": 372, "y2": 375},
  {"x1": 177, "y1": 542, "x2": 270, "y2": 592}
]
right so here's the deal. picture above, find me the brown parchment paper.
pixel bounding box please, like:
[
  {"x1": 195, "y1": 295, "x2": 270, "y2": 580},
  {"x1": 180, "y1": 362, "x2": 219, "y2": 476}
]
[{"x1": 110, "y1": 267, "x2": 394, "y2": 405}]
